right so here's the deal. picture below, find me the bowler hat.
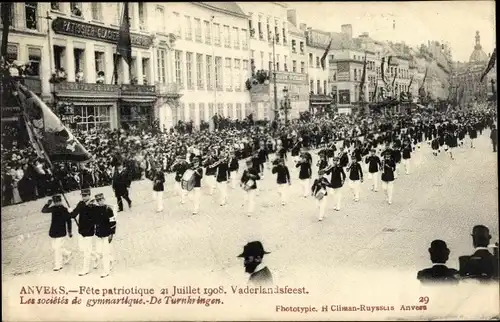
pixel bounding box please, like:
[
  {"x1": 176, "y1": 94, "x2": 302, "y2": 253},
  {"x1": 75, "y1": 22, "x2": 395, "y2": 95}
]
[
  {"x1": 237, "y1": 241, "x2": 270, "y2": 258},
  {"x1": 429, "y1": 239, "x2": 448, "y2": 251},
  {"x1": 81, "y1": 188, "x2": 91, "y2": 196},
  {"x1": 95, "y1": 193, "x2": 105, "y2": 200},
  {"x1": 52, "y1": 195, "x2": 62, "y2": 202},
  {"x1": 471, "y1": 225, "x2": 491, "y2": 239}
]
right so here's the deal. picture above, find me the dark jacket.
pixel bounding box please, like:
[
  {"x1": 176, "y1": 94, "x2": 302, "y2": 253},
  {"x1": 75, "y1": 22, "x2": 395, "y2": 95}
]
[
  {"x1": 490, "y1": 129, "x2": 497, "y2": 142},
  {"x1": 42, "y1": 203, "x2": 72, "y2": 238},
  {"x1": 241, "y1": 168, "x2": 261, "y2": 190},
  {"x1": 402, "y1": 143, "x2": 412, "y2": 159},
  {"x1": 70, "y1": 200, "x2": 96, "y2": 237},
  {"x1": 112, "y1": 169, "x2": 131, "y2": 193},
  {"x1": 417, "y1": 264, "x2": 459, "y2": 284},
  {"x1": 216, "y1": 161, "x2": 230, "y2": 182},
  {"x1": 94, "y1": 205, "x2": 116, "y2": 238},
  {"x1": 272, "y1": 165, "x2": 291, "y2": 184},
  {"x1": 204, "y1": 157, "x2": 218, "y2": 176},
  {"x1": 296, "y1": 161, "x2": 312, "y2": 179},
  {"x1": 311, "y1": 177, "x2": 330, "y2": 197},
  {"x1": 192, "y1": 167, "x2": 203, "y2": 188},
  {"x1": 339, "y1": 152, "x2": 349, "y2": 167},
  {"x1": 365, "y1": 155, "x2": 381, "y2": 173},
  {"x1": 152, "y1": 170, "x2": 165, "y2": 192},
  {"x1": 257, "y1": 149, "x2": 269, "y2": 164},
  {"x1": 381, "y1": 159, "x2": 396, "y2": 182},
  {"x1": 348, "y1": 162, "x2": 363, "y2": 181},
  {"x1": 249, "y1": 266, "x2": 273, "y2": 286},
  {"x1": 172, "y1": 161, "x2": 189, "y2": 182},
  {"x1": 325, "y1": 166, "x2": 346, "y2": 189},
  {"x1": 460, "y1": 249, "x2": 498, "y2": 280},
  {"x1": 228, "y1": 157, "x2": 239, "y2": 172}
]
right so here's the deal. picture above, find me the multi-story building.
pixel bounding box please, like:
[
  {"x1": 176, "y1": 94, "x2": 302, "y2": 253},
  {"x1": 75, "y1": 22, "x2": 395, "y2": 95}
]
[
  {"x1": 165, "y1": 2, "x2": 250, "y2": 128},
  {"x1": 1, "y1": 3, "x2": 164, "y2": 129}
]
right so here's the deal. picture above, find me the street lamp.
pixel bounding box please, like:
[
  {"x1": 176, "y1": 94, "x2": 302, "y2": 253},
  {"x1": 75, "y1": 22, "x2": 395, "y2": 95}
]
[{"x1": 281, "y1": 86, "x2": 290, "y2": 124}]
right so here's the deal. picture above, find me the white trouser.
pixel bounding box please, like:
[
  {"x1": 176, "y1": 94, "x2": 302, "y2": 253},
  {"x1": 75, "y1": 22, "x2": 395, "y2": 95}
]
[
  {"x1": 402, "y1": 158, "x2": 410, "y2": 174},
  {"x1": 382, "y1": 181, "x2": 394, "y2": 203},
  {"x1": 330, "y1": 187, "x2": 342, "y2": 209},
  {"x1": 369, "y1": 171, "x2": 379, "y2": 191},
  {"x1": 245, "y1": 189, "x2": 256, "y2": 215},
  {"x1": 79, "y1": 236, "x2": 98, "y2": 273},
  {"x1": 51, "y1": 237, "x2": 70, "y2": 268},
  {"x1": 349, "y1": 180, "x2": 361, "y2": 200},
  {"x1": 153, "y1": 190, "x2": 163, "y2": 211},
  {"x1": 230, "y1": 171, "x2": 238, "y2": 189},
  {"x1": 96, "y1": 237, "x2": 112, "y2": 275},
  {"x1": 191, "y1": 187, "x2": 201, "y2": 213},
  {"x1": 317, "y1": 196, "x2": 328, "y2": 220},
  {"x1": 176, "y1": 182, "x2": 187, "y2": 203},
  {"x1": 278, "y1": 184, "x2": 288, "y2": 204},
  {"x1": 300, "y1": 178, "x2": 310, "y2": 197},
  {"x1": 217, "y1": 181, "x2": 228, "y2": 204},
  {"x1": 206, "y1": 175, "x2": 217, "y2": 194}
]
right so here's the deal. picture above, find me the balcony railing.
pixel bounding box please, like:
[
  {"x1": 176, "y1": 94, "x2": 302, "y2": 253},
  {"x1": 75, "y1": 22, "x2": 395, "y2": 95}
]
[
  {"x1": 121, "y1": 84, "x2": 156, "y2": 94},
  {"x1": 156, "y1": 82, "x2": 180, "y2": 96},
  {"x1": 54, "y1": 82, "x2": 120, "y2": 93}
]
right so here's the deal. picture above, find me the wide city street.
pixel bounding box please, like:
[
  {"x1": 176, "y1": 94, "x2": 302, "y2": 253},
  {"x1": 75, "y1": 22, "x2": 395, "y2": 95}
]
[{"x1": 2, "y1": 131, "x2": 498, "y2": 321}]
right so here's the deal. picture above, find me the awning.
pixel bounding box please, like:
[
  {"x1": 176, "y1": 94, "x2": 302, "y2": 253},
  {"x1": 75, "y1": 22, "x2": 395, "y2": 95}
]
[
  {"x1": 120, "y1": 97, "x2": 156, "y2": 104},
  {"x1": 311, "y1": 101, "x2": 332, "y2": 105}
]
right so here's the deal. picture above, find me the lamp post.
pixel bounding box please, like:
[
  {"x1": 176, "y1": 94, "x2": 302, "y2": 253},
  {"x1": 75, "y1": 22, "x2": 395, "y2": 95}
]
[{"x1": 281, "y1": 86, "x2": 290, "y2": 124}]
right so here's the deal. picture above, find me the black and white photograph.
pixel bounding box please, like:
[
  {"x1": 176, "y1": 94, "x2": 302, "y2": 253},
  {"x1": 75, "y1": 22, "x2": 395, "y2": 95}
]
[{"x1": 1, "y1": 1, "x2": 498, "y2": 320}]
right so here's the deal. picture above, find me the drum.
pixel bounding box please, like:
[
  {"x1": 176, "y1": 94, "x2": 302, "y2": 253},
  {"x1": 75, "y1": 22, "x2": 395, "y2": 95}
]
[
  {"x1": 243, "y1": 179, "x2": 255, "y2": 191},
  {"x1": 181, "y1": 169, "x2": 195, "y2": 191},
  {"x1": 315, "y1": 188, "x2": 327, "y2": 200}
]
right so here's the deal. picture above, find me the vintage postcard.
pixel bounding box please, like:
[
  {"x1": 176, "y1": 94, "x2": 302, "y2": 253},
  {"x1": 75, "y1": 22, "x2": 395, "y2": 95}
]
[{"x1": 1, "y1": 1, "x2": 498, "y2": 321}]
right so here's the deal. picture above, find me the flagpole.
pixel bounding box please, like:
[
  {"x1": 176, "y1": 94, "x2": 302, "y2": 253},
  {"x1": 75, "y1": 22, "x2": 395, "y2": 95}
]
[{"x1": 111, "y1": 3, "x2": 126, "y2": 85}]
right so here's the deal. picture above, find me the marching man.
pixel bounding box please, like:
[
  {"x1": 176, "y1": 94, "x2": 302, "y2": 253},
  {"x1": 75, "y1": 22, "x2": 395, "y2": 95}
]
[
  {"x1": 42, "y1": 195, "x2": 73, "y2": 271},
  {"x1": 365, "y1": 149, "x2": 381, "y2": 192},
  {"x1": 94, "y1": 193, "x2": 116, "y2": 278},
  {"x1": 171, "y1": 155, "x2": 189, "y2": 204},
  {"x1": 272, "y1": 158, "x2": 291, "y2": 206},
  {"x1": 215, "y1": 152, "x2": 230, "y2": 206},
  {"x1": 323, "y1": 157, "x2": 346, "y2": 211},
  {"x1": 401, "y1": 138, "x2": 412, "y2": 175},
  {"x1": 347, "y1": 153, "x2": 363, "y2": 202},
  {"x1": 296, "y1": 152, "x2": 312, "y2": 198},
  {"x1": 152, "y1": 164, "x2": 165, "y2": 212},
  {"x1": 228, "y1": 151, "x2": 240, "y2": 189},
  {"x1": 190, "y1": 157, "x2": 204, "y2": 215},
  {"x1": 381, "y1": 153, "x2": 396, "y2": 205},
  {"x1": 311, "y1": 172, "x2": 330, "y2": 221},
  {"x1": 240, "y1": 159, "x2": 261, "y2": 217},
  {"x1": 203, "y1": 150, "x2": 219, "y2": 195}
]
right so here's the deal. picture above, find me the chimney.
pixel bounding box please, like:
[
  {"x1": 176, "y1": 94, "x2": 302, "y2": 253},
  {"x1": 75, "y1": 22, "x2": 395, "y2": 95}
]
[
  {"x1": 287, "y1": 9, "x2": 297, "y2": 26},
  {"x1": 341, "y1": 24, "x2": 352, "y2": 39}
]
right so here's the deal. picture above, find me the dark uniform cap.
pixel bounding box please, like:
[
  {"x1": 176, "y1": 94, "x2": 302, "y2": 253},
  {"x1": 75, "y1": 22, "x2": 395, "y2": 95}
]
[
  {"x1": 95, "y1": 193, "x2": 105, "y2": 200},
  {"x1": 237, "y1": 241, "x2": 270, "y2": 258},
  {"x1": 471, "y1": 225, "x2": 491, "y2": 238},
  {"x1": 81, "y1": 188, "x2": 91, "y2": 196},
  {"x1": 52, "y1": 195, "x2": 62, "y2": 202}
]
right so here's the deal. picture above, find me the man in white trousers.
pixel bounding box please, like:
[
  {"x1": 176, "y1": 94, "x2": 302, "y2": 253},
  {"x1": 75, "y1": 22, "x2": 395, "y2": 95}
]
[
  {"x1": 323, "y1": 157, "x2": 346, "y2": 211},
  {"x1": 94, "y1": 193, "x2": 116, "y2": 278},
  {"x1": 347, "y1": 154, "x2": 363, "y2": 202},
  {"x1": 190, "y1": 157, "x2": 204, "y2": 215},
  {"x1": 311, "y1": 174, "x2": 330, "y2": 221},
  {"x1": 295, "y1": 153, "x2": 312, "y2": 198},
  {"x1": 365, "y1": 149, "x2": 381, "y2": 192},
  {"x1": 381, "y1": 154, "x2": 396, "y2": 205},
  {"x1": 272, "y1": 158, "x2": 291, "y2": 206},
  {"x1": 241, "y1": 159, "x2": 261, "y2": 216},
  {"x1": 215, "y1": 152, "x2": 230, "y2": 206},
  {"x1": 228, "y1": 151, "x2": 239, "y2": 189},
  {"x1": 401, "y1": 138, "x2": 412, "y2": 175},
  {"x1": 152, "y1": 164, "x2": 165, "y2": 212}
]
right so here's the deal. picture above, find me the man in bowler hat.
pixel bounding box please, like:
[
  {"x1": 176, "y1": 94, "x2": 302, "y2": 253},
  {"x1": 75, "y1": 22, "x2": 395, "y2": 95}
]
[
  {"x1": 112, "y1": 163, "x2": 132, "y2": 212},
  {"x1": 238, "y1": 241, "x2": 273, "y2": 286},
  {"x1": 417, "y1": 240, "x2": 459, "y2": 284},
  {"x1": 460, "y1": 225, "x2": 499, "y2": 280}
]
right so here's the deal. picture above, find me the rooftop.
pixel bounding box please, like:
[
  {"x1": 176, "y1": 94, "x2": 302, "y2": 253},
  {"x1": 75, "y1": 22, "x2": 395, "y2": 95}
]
[{"x1": 196, "y1": 2, "x2": 247, "y2": 18}]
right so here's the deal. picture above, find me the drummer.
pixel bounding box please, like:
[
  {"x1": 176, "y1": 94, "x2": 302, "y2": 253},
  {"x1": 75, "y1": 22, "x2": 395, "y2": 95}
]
[{"x1": 190, "y1": 157, "x2": 204, "y2": 215}]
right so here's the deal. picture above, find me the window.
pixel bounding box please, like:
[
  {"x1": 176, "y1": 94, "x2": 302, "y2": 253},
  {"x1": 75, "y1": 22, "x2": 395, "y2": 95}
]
[
  {"x1": 317, "y1": 80, "x2": 321, "y2": 93},
  {"x1": 194, "y1": 18, "x2": 202, "y2": 42},
  {"x1": 175, "y1": 50, "x2": 184, "y2": 88},
  {"x1": 224, "y1": 58, "x2": 232, "y2": 91},
  {"x1": 215, "y1": 57, "x2": 222, "y2": 90},
  {"x1": 185, "y1": 16, "x2": 192, "y2": 40},
  {"x1": 354, "y1": 69, "x2": 357, "y2": 81},
  {"x1": 292, "y1": 60, "x2": 297, "y2": 73},
  {"x1": 138, "y1": 2, "x2": 146, "y2": 28},
  {"x1": 74, "y1": 106, "x2": 111, "y2": 131},
  {"x1": 282, "y1": 22, "x2": 287, "y2": 44},
  {"x1": 300, "y1": 61, "x2": 305, "y2": 74},
  {"x1": 300, "y1": 41, "x2": 305, "y2": 54},
  {"x1": 71, "y1": 3, "x2": 82, "y2": 17},
  {"x1": 260, "y1": 51, "x2": 264, "y2": 69},
  {"x1": 223, "y1": 25, "x2": 230, "y2": 48},
  {"x1": 214, "y1": 23, "x2": 221, "y2": 46},
  {"x1": 157, "y1": 49, "x2": 166, "y2": 84},
  {"x1": 324, "y1": 80, "x2": 327, "y2": 95},
  {"x1": 245, "y1": 103, "x2": 251, "y2": 117},
  {"x1": 116, "y1": 4, "x2": 121, "y2": 24},
  {"x1": 284, "y1": 55, "x2": 288, "y2": 72},
  {"x1": 242, "y1": 59, "x2": 249, "y2": 77},
  {"x1": 233, "y1": 27, "x2": 239, "y2": 49},
  {"x1": 309, "y1": 53, "x2": 313, "y2": 66},
  {"x1": 173, "y1": 12, "x2": 181, "y2": 38},
  {"x1": 276, "y1": 54, "x2": 280, "y2": 71},
  {"x1": 25, "y1": 3, "x2": 38, "y2": 30},
  {"x1": 196, "y1": 53, "x2": 204, "y2": 90},
  {"x1": 188, "y1": 103, "x2": 195, "y2": 122},
  {"x1": 206, "y1": 55, "x2": 213, "y2": 90},
  {"x1": 199, "y1": 103, "x2": 205, "y2": 122},
  {"x1": 91, "y1": 3, "x2": 102, "y2": 21},
  {"x1": 186, "y1": 52, "x2": 194, "y2": 89},
  {"x1": 50, "y1": 3, "x2": 60, "y2": 11},
  {"x1": 310, "y1": 80, "x2": 314, "y2": 93},
  {"x1": 241, "y1": 29, "x2": 248, "y2": 50},
  {"x1": 156, "y1": 6, "x2": 165, "y2": 33},
  {"x1": 178, "y1": 103, "x2": 185, "y2": 122},
  {"x1": 291, "y1": 40, "x2": 296, "y2": 53},
  {"x1": 234, "y1": 59, "x2": 241, "y2": 91},
  {"x1": 269, "y1": 53, "x2": 272, "y2": 71},
  {"x1": 249, "y1": 16, "x2": 254, "y2": 38},
  {"x1": 236, "y1": 103, "x2": 242, "y2": 120},
  {"x1": 316, "y1": 57, "x2": 320, "y2": 68},
  {"x1": 208, "y1": 103, "x2": 215, "y2": 119},
  {"x1": 257, "y1": 15, "x2": 263, "y2": 40},
  {"x1": 204, "y1": 20, "x2": 211, "y2": 44},
  {"x1": 95, "y1": 51, "x2": 105, "y2": 74},
  {"x1": 217, "y1": 103, "x2": 224, "y2": 117},
  {"x1": 27, "y1": 47, "x2": 41, "y2": 77},
  {"x1": 227, "y1": 103, "x2": 234, "y2": 119}
]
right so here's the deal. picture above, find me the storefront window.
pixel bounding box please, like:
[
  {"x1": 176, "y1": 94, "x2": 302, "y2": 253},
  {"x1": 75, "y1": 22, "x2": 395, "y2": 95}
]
[
  {"x1": 120, "y1": 104, "x2": 151, "y2": 128},
  {"x1": 74, "y1": 105, "x2": 111, "y2": 131}
]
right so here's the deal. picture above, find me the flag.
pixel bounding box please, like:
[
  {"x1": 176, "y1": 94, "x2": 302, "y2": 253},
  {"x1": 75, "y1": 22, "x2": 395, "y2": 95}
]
[
  {"x1": 1, "y1": 3, "x2": 12, "y2": 61},
  {"x1": 14, "y1": 83, "x2": 92, "y2": 162},
  {"x1": 480, "y1": 48, "x2": 496, "y2": 82},
  {"x1": 371, "y1": 78, "x2": 378, "y2": 102},
  {"x1": 320, "y1": 39, "x2": 332, "y2": 70},
  {"x1": 359, "y1": 52, "x2": 367, "y2": 102},
  {"x1": 391, "y1": 70, "x2": 397, "y2": 96},
  {"x1": 408, "y1": 74, "x2": 414, "y2": 90},
  {"x1": 419, "y1": 67, "x2": 428, "y2": 97},
  {"x1": 118, "y1": 2, "x2": 132, "y2": 66},
  {"x1": 381, "y1": 57, "x2": 387, "y2": 84}
]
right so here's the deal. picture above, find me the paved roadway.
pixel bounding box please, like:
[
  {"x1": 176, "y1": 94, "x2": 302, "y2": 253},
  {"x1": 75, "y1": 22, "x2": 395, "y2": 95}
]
[{"x1": 2, "y1": 130, "x2": 498, "y2": 321}]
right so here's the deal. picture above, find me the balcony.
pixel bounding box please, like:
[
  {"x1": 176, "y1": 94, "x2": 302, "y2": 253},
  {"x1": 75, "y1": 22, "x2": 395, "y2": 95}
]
[
  {"x1": 53, "y1": 82, "x2": 121, "y2": 100},
  {"x1": 156, "y1": 83, "x2": 181, "y2": 98},
  {"x1": 121, "y1": 84, "x2": 156, "y2": 95}
]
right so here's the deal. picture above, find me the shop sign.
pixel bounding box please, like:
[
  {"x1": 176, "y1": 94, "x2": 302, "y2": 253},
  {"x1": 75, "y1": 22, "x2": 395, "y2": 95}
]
[
  {"x1": 275, "y1": 72, "x2": 308, "y2": 84},
  {"x1": 52, "y1": 18, "x2": 153, "y2": 48}
]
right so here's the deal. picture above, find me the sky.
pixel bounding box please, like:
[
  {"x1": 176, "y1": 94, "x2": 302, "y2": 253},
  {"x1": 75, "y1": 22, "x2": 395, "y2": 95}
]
[{"x1": 286, "y1": 1, "x2": 496, "y2": 62}]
